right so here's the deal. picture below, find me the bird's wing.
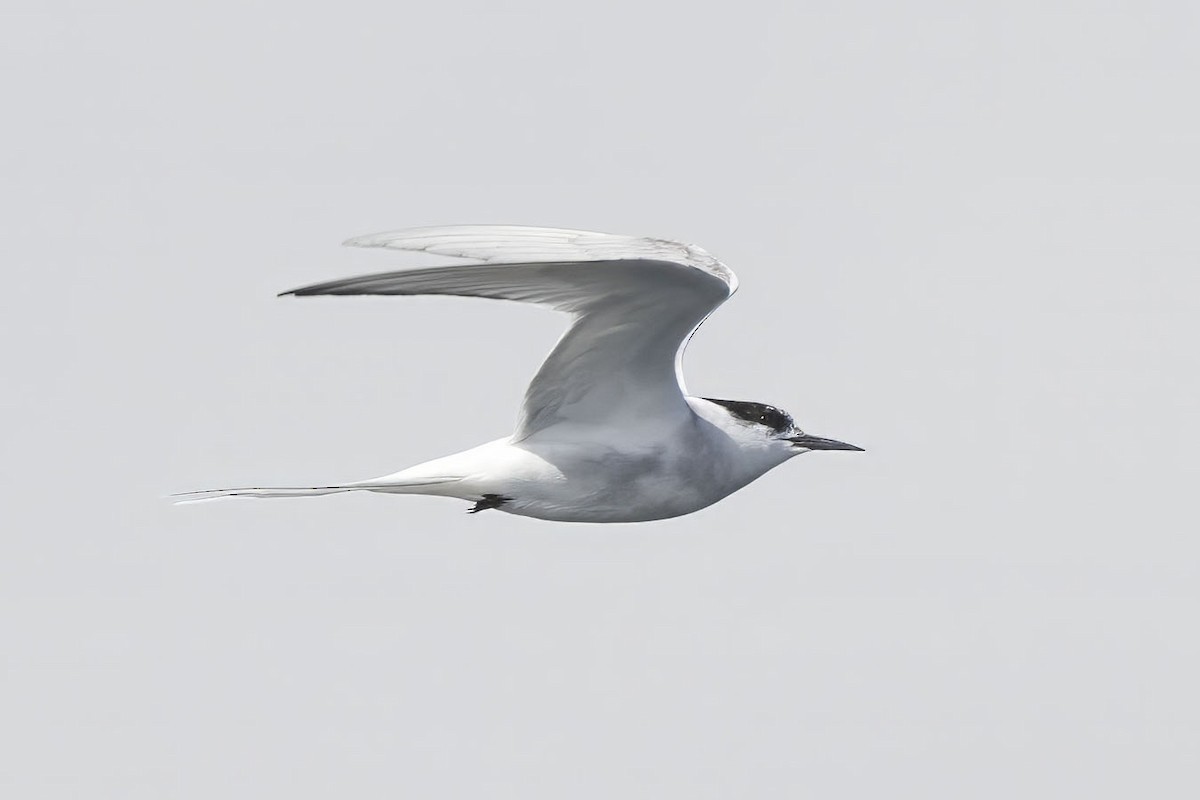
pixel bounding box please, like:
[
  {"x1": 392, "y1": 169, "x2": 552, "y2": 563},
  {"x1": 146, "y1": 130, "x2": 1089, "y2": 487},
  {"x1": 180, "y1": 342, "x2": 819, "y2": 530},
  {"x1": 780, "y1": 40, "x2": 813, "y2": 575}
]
[{"x1": 281, "y1": 225, "x2": 738, "y2": 440}]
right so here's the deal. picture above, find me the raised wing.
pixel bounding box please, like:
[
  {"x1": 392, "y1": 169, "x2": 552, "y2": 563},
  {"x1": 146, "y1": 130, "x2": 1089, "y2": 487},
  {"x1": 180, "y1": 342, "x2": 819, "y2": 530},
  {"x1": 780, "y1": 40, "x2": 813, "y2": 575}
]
[{"x1": 281, "y1": 226, "x2": 738, "y2": 440}]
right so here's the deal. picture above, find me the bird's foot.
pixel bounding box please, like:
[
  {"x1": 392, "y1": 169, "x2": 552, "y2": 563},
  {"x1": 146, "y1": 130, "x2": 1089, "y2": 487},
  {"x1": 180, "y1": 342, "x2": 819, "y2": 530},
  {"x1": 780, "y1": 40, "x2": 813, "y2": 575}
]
[{"x1": 468, "y1": 494, "x2": 512, "y2": 514}]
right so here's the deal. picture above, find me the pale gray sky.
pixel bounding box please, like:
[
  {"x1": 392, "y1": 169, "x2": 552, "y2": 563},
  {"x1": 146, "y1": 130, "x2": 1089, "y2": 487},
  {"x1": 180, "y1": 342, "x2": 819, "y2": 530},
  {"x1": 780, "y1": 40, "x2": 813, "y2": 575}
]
[{"x1": 3, "y1": 1, "x2": 1199, "y2": 797}]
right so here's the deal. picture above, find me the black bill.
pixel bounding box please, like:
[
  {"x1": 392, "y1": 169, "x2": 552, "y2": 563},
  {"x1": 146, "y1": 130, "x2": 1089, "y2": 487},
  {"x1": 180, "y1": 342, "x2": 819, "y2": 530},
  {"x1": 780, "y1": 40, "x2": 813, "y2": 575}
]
[{"x1": 787, "y1": 434, "x2": 864, "y2": 451}]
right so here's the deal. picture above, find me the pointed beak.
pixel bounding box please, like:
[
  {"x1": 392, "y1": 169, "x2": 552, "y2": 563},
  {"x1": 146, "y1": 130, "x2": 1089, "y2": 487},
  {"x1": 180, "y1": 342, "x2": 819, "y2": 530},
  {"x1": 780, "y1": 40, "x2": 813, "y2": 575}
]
[{"x1": 787, "y1": 433, "x2": 864, "y2": 452}]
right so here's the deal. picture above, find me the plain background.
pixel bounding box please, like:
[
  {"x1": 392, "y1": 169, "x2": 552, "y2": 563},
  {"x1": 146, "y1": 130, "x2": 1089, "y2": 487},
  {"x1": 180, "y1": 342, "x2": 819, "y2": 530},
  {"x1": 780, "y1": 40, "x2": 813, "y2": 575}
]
[{"x1": 3, "y1": 1, "x2": 1198, "y2": 797}]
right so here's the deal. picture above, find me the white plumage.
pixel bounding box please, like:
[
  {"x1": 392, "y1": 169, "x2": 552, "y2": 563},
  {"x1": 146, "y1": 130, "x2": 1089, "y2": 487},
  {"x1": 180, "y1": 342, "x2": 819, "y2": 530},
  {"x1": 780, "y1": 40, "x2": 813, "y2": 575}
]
[{"x1": 177, "y1": 225, "x2": 860, "y2": 522}]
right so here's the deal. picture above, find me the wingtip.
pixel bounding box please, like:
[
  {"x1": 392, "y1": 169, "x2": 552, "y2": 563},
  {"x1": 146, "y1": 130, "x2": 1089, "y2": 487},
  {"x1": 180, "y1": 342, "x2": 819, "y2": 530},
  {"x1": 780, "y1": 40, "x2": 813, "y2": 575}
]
[{"x1": 342, "y1": 233, "x2": 384, "y2": 249}]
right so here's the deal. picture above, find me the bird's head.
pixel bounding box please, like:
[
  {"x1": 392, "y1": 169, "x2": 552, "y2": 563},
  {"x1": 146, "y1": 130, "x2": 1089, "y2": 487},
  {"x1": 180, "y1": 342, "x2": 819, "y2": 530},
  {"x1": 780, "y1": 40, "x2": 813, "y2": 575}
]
[{"x1": 701, "y1": 398, "x2": 864, "y2": 457}]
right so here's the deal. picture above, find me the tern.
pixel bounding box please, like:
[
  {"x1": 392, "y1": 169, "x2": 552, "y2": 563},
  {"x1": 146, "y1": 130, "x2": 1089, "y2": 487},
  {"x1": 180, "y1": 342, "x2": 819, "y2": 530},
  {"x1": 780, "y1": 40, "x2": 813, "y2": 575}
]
[{"x1": 178, "y1": 225, "x2": 862, "y2": 522}]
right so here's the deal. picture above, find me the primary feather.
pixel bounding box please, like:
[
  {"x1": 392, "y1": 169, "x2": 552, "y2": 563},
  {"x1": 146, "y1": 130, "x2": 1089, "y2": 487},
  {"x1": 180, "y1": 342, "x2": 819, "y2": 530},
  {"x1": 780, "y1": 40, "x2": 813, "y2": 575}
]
[{"x1": 282, "y1": 225, "x2": 738, "y2": 439}]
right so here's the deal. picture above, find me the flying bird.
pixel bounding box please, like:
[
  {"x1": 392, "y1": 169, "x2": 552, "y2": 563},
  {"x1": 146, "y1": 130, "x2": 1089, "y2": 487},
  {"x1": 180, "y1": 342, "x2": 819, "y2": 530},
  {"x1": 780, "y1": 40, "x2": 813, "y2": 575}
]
[{"x1": 178, "y1": 226, "x2": 862, "y2": 522}]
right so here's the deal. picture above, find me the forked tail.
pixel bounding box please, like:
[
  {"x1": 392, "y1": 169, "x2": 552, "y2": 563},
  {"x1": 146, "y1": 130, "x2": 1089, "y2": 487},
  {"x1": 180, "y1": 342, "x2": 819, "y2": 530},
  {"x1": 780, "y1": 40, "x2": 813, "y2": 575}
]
[
  {"x1": 171, "y1": 485, "x2": 360, "y2": 502},
  {"x1": 170, "y1": 477, "x2": 462, "y2": 503}
]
